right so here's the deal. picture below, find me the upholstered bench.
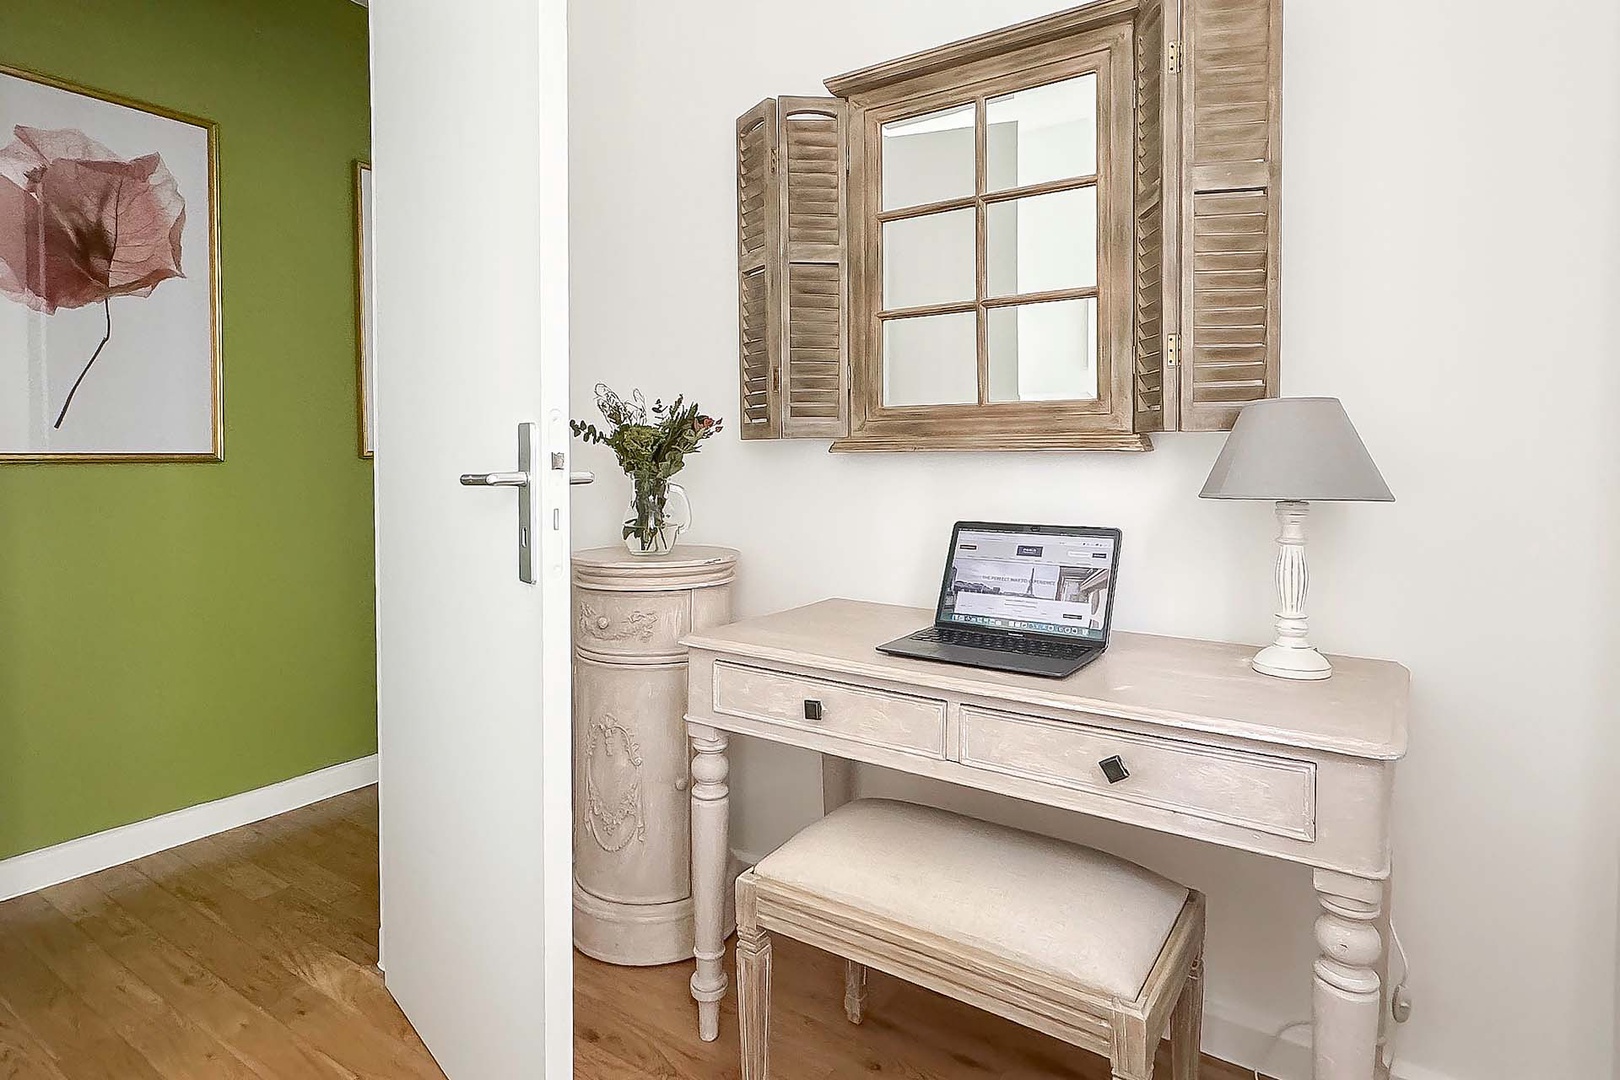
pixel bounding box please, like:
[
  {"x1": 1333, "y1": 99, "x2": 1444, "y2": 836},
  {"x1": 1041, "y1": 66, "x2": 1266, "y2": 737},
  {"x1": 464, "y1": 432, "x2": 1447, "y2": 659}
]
[{"x1": 734, "y1": 799, "x2": 1205, "y2": 1080}]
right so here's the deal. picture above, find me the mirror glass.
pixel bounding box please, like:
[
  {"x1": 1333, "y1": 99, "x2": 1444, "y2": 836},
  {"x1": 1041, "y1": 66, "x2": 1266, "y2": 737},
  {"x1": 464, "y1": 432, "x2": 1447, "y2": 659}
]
[
  {"x1": 883, "y1": 312, "x2": 978, "y2": 406},
  {"x1": 987, "y1": 298, "x2": 1097, "y2": 402},
  {"x1": 985, "y1": 187, "x2": 1097, "y2": 298},
  {"x1": 882, "y1": 209, "x2": 976, "y2": 310},
  {"x1": 985, "y1": 74, "x2": 1097, "y2": 191},
  {"x1": 881, "y1": 103, "x2": 976, "y2": 210}
]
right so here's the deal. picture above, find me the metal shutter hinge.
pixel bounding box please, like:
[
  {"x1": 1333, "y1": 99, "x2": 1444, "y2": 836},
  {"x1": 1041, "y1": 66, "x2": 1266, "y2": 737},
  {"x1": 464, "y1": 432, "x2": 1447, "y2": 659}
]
[
  {"x1": 1166, "y1": 333, "x2": 1180, "y2": 369},
  {"x1": 1166, "y1": 41, "x2": 1183, "y2": 75}
]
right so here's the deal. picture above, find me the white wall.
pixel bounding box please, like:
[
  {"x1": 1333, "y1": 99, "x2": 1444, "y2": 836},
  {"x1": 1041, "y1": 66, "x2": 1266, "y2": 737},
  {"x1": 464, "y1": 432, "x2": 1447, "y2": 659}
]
[{"x1": 567, "y1": 3, "x2": 1620, "y2": 1078}]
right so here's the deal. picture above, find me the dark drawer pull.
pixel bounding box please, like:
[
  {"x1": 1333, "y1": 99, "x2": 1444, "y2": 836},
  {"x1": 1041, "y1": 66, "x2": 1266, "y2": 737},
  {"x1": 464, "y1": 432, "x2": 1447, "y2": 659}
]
[
  {"x1": 803, "y1": 699, "x2": 823, "y2": 722},
  {"x1": 1098, "y1": 756, "x2": 1130, "y2": 784}
]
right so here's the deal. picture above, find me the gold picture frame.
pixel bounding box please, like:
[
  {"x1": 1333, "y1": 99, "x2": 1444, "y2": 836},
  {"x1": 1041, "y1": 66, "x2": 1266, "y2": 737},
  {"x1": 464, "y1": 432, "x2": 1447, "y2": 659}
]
[
  {"x1": 354, "y1": 160, "x2": 374, "y2": 459},
  {"x1": 0, "y1": 63, "x2": 224, "y2": 463}
]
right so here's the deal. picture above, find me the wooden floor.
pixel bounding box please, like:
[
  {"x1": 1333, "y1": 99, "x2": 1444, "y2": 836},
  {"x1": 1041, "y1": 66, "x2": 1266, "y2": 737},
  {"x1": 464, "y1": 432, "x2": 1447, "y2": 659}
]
[{"x1": 0, "y1": 788, "x2": 1261, "y2": 1080}]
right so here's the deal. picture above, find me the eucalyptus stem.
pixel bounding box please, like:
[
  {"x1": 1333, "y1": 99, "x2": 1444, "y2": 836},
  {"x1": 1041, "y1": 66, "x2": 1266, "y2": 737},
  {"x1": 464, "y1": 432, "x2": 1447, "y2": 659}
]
[{"x1": 628, "y1": 474, "x2": 670, "y2": 551}]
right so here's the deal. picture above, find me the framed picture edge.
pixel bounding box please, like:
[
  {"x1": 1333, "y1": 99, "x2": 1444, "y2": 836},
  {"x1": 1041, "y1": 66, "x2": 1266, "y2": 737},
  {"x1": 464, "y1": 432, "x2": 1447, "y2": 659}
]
[
  {"x1": 0, "y1": 61, "x2": 224, "y2": 465},
  {"x1": 355, "y1": 159, "x2": 373, "y2": 460}
]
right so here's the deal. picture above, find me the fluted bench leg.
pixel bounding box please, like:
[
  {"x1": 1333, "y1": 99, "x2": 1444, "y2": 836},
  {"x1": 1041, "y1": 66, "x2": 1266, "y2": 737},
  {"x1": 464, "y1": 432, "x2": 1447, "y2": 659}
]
[
  {"x1": 736, "y1": 871, "x2": 773, "y2": 1080},
  {"x1": 843, "y1": 961, "x2": 868, "y2": 1024},
  {"x1": 1171, "y1": 954, "x2": 1205, "y2": 1080}
]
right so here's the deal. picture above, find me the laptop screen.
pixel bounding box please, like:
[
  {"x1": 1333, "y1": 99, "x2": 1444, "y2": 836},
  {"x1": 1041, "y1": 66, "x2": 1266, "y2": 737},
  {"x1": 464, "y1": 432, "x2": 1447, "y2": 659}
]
[{"x1": 936, "y1": 524, "x2": 1119, "y2": 642}]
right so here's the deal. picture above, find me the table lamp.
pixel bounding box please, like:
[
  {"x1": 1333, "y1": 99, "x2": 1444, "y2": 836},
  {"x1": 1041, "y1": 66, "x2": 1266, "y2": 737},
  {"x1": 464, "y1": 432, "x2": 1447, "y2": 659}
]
[{"x1": 1199, "y1": 397, "x2": 1393, "y2": 680}]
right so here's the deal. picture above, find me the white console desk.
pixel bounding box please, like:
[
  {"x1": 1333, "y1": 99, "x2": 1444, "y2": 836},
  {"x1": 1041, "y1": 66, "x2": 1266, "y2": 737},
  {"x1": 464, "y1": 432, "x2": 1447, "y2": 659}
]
[{"x1": 683, "y1": 599, "x2": 1408, "y2": 1080}]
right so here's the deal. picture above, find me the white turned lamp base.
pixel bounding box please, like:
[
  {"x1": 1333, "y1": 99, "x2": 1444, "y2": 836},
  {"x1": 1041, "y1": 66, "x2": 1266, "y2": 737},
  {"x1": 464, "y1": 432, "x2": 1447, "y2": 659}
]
[
  {"x1": 1253, "y1": 500, "x2": 1335, "y2": 682},
  {"x1": 1252, "y1": 642, "x2": 1332, "y2": 680}
]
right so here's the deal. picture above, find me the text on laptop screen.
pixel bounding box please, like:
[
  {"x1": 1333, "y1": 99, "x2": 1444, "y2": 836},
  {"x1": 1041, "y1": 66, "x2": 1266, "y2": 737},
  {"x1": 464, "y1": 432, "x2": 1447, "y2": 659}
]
[{"x1": 939, "y1": 528, "x2": 1117, "y2": 641}]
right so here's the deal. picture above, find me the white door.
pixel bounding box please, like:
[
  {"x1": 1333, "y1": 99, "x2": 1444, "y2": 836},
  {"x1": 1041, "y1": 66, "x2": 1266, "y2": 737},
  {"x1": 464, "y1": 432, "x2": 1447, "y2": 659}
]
[{"x1": 370, "y1": 1, "x2": 573, "y2": 1077}]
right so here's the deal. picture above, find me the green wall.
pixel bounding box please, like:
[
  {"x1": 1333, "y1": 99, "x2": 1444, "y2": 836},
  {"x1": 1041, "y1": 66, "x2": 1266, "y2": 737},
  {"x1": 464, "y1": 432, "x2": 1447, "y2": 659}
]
[{"x1": 0, "y1": 0, "x2": 376, "y2": 860}]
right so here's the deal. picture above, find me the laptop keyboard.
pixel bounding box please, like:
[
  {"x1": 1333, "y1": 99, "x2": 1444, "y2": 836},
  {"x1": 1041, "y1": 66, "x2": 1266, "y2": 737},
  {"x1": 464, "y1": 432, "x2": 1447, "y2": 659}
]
[{"x1": 913, "y1": 626, "x2": 1090, "y2": 659}]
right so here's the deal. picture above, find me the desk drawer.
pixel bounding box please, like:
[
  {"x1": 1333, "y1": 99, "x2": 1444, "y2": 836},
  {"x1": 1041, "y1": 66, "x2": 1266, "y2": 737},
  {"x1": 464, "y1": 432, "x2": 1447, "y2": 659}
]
[
  {"x1": 712, "y1": 662, "x2": 946, "y2": 758},
  {"x1": 958, "y1": 706, "x2": 1317, "y2": 840}
]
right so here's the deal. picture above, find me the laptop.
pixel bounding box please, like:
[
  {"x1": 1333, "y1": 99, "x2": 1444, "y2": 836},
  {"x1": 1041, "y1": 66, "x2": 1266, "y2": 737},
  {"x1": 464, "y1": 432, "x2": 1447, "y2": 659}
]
[{"x1": 877, "y1": 521, "x2": 1122, "y2": 678}]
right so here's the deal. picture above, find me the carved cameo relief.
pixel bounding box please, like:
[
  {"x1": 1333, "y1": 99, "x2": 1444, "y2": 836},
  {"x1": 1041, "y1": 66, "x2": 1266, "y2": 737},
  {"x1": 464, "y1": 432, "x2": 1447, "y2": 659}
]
[{"x1": 584, "y1": 711, "x2": 645, "y2": 852}]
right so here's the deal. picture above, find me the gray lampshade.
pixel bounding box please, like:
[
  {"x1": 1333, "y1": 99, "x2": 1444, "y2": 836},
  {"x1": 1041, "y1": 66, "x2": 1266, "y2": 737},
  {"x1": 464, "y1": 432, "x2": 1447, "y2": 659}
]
[{"x1": 1200, "y1": 397, "x2": 1394, "y2": 502}]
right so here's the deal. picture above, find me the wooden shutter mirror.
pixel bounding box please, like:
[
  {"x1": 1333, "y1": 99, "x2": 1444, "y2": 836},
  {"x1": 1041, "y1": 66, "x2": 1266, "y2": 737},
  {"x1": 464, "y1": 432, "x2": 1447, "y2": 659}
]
[{"x1": 733, "y1": 0, "x2": 1282, "y2": 449}]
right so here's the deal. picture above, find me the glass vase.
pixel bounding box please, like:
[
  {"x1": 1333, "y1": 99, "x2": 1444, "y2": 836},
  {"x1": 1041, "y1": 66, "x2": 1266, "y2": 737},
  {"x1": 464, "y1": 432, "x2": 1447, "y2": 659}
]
[{"x1": 622, "y1": 478, "x2": 691, "y2": 557}]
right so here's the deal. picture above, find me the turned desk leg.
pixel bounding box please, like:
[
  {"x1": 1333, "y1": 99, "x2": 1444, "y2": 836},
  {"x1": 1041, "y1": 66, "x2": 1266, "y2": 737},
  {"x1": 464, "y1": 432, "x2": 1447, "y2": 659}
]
[
  {"x1": 689, "y1": 724, "x2": 730, "y2": 1042},
  {"x1": 1372, "y1": 877, "x2": 1395, "y2": 1080},
  {"x1": 1313, "y1": 869, "x2": 1384, "y2": 1080}
]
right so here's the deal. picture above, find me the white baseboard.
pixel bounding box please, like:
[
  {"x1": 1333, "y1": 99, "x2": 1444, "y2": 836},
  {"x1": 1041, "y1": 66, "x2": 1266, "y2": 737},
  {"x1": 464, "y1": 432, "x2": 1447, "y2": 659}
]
[
  {"x1": 0, "y1": 755, "x2": 379, "y2": 903},
  {"x1": 1386, "y1": 1060, "x2": 1457, "y2": 1080}
]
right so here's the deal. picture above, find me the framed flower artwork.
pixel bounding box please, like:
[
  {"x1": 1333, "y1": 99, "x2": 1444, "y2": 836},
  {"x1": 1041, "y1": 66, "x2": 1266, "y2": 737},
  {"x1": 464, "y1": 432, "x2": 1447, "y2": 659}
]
[{"x1": 0, "y1": 65, "x2": 222, "y2": 462}]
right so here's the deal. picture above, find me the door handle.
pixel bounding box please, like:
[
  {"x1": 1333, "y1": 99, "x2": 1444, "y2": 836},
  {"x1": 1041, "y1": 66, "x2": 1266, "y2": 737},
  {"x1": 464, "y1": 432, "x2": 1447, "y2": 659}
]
[
  {"x1": 549, "y1": 451, "x2": 593, "y2": 486},
  {"x1": 458, "y1": 423, "x2": 538, "y2": 584},
  {"x1": 460, "y1": 471, "x2": 529, "y2": 487}
]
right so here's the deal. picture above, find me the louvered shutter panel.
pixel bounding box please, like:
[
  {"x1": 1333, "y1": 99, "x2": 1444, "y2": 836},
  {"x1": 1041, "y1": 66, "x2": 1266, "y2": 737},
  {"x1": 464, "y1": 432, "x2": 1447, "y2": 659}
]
[
  {"x1": 1133, "y1": 0, "x2": 1172, "y2": 433},
  {"x1": 775, "y1": 97, "x2": 849, "y2": 438},
  {"x1": 1179, "y1": 0, "x2": 1281, "y2": 430},
  {"x1": 736, "y1": 99, "x2": 780, "y2": 439}
]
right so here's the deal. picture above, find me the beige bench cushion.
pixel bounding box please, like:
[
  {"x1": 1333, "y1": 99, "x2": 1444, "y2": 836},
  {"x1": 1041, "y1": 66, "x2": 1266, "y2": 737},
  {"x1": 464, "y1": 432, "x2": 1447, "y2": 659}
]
[{"x1": 753, "y1": 799, "x2": 1190, "y2": 1000}]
